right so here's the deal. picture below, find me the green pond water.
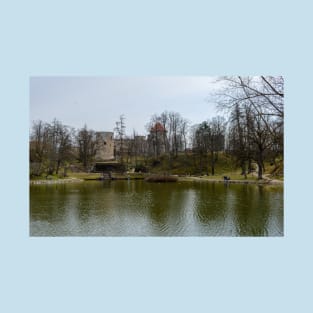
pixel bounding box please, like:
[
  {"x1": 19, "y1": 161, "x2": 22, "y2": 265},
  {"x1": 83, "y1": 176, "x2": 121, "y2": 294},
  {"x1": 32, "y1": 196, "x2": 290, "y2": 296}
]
[{"x1": 30, "y1": 180, "x2": 283, "y2": 236}]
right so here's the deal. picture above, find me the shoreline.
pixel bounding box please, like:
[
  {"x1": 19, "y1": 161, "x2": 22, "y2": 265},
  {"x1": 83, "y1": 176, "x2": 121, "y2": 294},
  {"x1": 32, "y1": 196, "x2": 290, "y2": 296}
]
[
  {"x1": 178, "y1": 176, "x2": 283, "y2": 185},
  {"x1": 30, "y1": 175, "x2": 283, "y2": 185},
  {"x1": 30, "y1": 177, "x2": 84, "y2": 185}
]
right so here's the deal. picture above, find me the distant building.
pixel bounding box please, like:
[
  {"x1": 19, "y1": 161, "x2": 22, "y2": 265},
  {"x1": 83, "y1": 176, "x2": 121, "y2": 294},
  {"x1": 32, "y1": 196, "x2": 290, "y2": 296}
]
[
  {"x1": 95, "y1": 132, "x2": 114, "y2": 161},
  {"x1": 95, "y1": 131, "x2": 149, "y2": 162}
]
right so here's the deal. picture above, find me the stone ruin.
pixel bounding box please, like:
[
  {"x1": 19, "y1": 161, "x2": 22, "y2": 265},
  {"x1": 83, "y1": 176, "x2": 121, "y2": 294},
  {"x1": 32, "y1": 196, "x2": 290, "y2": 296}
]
[{"x1": 95, "y1": 132, "x2": 114, "y2": 161}]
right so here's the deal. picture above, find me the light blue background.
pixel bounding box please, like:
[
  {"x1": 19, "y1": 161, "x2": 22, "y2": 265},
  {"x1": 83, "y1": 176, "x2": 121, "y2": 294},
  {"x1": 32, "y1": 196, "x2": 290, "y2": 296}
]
[{"x1": 0, "y1": 0, "x2": 312, "y2": 312}]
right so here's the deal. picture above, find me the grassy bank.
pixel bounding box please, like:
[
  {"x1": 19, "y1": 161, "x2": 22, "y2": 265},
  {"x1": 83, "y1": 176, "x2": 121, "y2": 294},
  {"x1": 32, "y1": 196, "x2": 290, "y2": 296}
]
[
  {"x1": 30, "y1": 153, "x2": 283, "y2": 184},
  {"x1": 145, "y1": 153, "x2": 283, "y2": 180}
]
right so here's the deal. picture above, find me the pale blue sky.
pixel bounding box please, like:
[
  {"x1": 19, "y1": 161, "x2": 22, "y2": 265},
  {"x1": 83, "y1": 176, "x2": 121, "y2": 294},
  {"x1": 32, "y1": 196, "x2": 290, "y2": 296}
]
[{"x1": 30, "y1": 76, "x2": 220, "y2": 135}]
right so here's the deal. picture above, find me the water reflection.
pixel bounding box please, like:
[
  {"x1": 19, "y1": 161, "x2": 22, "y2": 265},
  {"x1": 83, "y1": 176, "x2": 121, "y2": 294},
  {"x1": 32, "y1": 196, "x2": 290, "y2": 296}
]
[{"x1": 30, "y1": 181, "x2": 283, "y2": 236}]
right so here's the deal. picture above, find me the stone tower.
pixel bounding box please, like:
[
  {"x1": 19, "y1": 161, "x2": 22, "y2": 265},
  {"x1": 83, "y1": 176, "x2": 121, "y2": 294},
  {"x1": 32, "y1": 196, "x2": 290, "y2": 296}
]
[{"x1": 95, "y1": 132, "x2": 114, "y2": 161}]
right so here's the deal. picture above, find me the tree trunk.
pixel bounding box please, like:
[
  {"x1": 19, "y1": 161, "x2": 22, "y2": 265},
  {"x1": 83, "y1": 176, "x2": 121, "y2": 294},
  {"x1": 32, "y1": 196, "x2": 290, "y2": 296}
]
[
  {"x1": 56, "y1": 160, "x2": 61, "y2": 175},
  {"x1": 240, "y1": 160, "x2": 247, "y2": 178},
  {"x1": 248, "y1": 158, "x2": 252, "y2": 173},
  {"x1": 211, "y1": 151, "x2": 215, "y2": 175},
  {"x1": 257, "y1": 153, "x2": 264, "y2": 180}
]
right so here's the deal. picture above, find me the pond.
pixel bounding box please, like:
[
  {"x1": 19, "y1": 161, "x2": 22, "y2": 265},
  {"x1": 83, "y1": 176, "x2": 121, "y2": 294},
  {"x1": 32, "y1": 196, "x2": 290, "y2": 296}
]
[{"x1": 30, "y1": 180, "x2": 283, "y2": 236}]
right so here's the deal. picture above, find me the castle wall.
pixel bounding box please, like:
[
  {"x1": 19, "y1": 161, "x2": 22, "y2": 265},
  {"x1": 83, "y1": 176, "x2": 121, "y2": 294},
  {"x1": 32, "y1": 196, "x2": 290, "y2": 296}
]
[{"x1": 95, "y1": 132, "x2": 114, "y2": 161}]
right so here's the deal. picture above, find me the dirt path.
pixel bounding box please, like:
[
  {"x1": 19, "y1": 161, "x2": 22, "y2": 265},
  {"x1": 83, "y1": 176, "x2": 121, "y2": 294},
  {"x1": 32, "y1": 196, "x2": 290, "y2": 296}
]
[{"x1": 251, "y1": 163, "x2": 283, "y2": 184}]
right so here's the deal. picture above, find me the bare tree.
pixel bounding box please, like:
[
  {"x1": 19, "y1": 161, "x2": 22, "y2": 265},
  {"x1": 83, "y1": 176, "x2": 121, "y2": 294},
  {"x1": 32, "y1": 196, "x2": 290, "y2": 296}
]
[
  {"x1": 77, "y1": 124, "x2": 96, "y2": 171},
  {"x1": 146, "y1": 114, "x2": 167, "y2": 159},
  {"x1": 114, "y1": 115, "x2": 126, "y2": 163},
  {"x1": 168, "y1": 111, "x2": 185, "y2": 157},
  {"x1": 180, "y1": 118, "x2": 189, "y2": 153},
  {"x1": 47, "y1": 119, "x2": 74, "y2": 175},
  {"x1": 227, "y1": 104, "x2": 252, "y2": 178},
  {"x1": 192, "y1": 116, "x2": 226, "y2": 175},
  {"x1": 193, "y1": 121, "x2": 210, "y2": 174},
  {"x1": 160, "y1": 111, "x2": 170, "y2": 154},
  {"x1": 209, "y1": 116, "x2": 226, "y2": 175},
  {"x1": 30, "y1": 119, "x2": 74, "y2": 176},
  {"x1": 30, "y1": 120, "x2": 50, "y2": 176},
  {"x1": 215, "y1": 76, "x2": 284, "y2": 179},
  {"x1": 216, "y1": 76, "x2": 284, "y2": 119},
  {"x1": 146, "y1": 111, "x2": 189, "y2": 173}
]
